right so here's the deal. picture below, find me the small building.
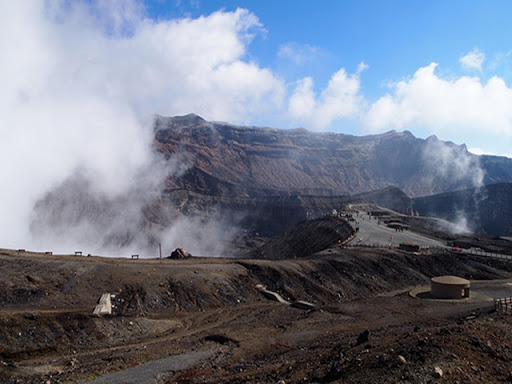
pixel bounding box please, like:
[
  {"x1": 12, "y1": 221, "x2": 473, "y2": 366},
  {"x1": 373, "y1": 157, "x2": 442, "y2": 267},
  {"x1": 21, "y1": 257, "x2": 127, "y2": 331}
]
[
  {"x1": 93, "y1": 293, "x2": 112, "y2": 316},
  {"x1": 370, "y1": 210, "x2": 388, "y2": 217},
  {"x1": 388, "y1": 222, "x2": 410, "y2": 231},
  {"x1": 430, "y1": 276, "x2": 470, "y2": 299},
  {"x1": 378, "y1": 216, "x2": 392, "y2": 223},
  {"x1": 399, "y1": 242, "x2": 420, "y2": 252}
]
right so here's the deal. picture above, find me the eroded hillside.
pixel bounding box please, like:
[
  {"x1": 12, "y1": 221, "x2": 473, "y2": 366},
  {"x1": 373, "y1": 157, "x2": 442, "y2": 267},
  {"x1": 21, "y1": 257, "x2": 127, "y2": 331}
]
[
  {"x1": 155, "y1": 114, "x2": 512, "y2": 198},
  {"x1": 1, "y1": 247, "x2": 512, "y2": 383}
]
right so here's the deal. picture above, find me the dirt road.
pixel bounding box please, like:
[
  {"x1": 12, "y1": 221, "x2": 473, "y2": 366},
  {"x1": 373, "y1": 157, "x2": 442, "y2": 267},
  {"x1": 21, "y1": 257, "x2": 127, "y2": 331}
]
[
  {"x1": 85, "y1": 348, "x2": 216, "y2": 384},
  {"x1": 350, "y1": 212, "x2": 448, "y2": 247}
]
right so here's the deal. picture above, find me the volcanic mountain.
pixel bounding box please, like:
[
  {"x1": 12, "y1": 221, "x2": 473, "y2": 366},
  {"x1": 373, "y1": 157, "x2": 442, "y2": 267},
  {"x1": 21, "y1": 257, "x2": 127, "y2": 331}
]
[
  {"x1": 31, "y1": 114, "x2": 512, "y2": 252},
  {"x1": 151, "y1": 114, "x2": 512, "y2": 235},
  {"x1": 155, "y1": 114, "x2": 512, "y2": 198},
  {"x1": 412, "y1": 182, "x2": 512, "y2": 236}
]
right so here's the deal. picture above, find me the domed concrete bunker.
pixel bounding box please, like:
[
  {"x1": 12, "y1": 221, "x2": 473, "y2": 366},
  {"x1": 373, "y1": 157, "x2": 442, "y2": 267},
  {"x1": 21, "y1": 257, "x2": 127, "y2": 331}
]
[{"x1": 430, "y1": 276, "x2": 470, "y2": 299}]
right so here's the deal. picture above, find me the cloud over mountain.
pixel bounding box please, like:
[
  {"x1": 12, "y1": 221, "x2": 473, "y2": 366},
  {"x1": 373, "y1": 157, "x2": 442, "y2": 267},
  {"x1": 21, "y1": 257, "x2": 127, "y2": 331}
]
[
  {"x1": 288, "y1": 65, "x2": 366, "y2": 130},
  {"x1": 364, "y1": 63, "x2": 512, "y2": 152},
  {"x1": 0, "y1": 1, "x2": 283, "y2": 249},
  {"x1": 2, "y1": 1, "x2": 512, "y2": 251}
]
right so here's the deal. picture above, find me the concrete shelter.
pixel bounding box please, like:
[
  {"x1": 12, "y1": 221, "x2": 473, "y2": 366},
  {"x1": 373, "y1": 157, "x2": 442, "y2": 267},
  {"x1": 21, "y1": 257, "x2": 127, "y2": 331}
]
[{"x1": 430, "y1": 276, "x2": 470, "y2": 299}]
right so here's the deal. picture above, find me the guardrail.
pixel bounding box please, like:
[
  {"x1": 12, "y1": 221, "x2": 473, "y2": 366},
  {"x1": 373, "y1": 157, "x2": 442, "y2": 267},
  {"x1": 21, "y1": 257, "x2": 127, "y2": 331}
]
[
  {"x1": 494, "y1": 297, "x2": 512, "y2": 312},
  {"x1": 344, "y1": 243, "x2": 443, "y2": 251},
  {"x1": 459, "y1": 248, "x2": 512, "y2": 261},
  {"x1": 344, "y1": 243, "x2": 512, "y2": 261},
  {"x1": 344, "y1": 243, "x2": 395, "y2": 249}
]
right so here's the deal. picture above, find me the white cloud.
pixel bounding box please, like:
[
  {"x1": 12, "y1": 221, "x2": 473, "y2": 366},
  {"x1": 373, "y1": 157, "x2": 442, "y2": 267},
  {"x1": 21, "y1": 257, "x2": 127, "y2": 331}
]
[
  {"x1": 365, "y1": 63, "x2": 512, "y2": 141},
  {"x1": 0, "y1": 2, "x2": 285, "y2": 250},
  {"x1": 287, "y1": 77, "x2": 316, "y2": 120},
  {"x1": 469, "y1": 147, "x2": 512, "y2": 158},
  {"x1": 460, "y1": 48, "x2": 485, "y2": 71},
  {"x1": 278, "y1": 42, "x2": 320, "y2": 65},
  {"x1": 357, "y1": 61, "x2": 370, "y2": 74},
  {"x1": 468, "y1": 147, "x2": 486, "y2": 156},
  {"x1": 288, "y1": 65, "x2": 365, "y2": 130}
]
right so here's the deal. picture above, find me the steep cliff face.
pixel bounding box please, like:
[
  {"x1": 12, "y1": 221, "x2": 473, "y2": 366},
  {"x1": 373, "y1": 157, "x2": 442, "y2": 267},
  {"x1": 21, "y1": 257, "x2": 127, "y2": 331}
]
[
  {"x1": 412, "y1": 183, "x2": 512, "y2": 236},
  {"x1": 30, "y1": 114, "x2": 512, "y2": 252},
  {"x1": 481, "y1": 155, "x2": 512, "y2": 185},
  {"x1": 155, "y1": 114, "x2": 512, "y2": 198},
  {"x1": 151, "y1": 114, "x2": 512, "y2": 237}
]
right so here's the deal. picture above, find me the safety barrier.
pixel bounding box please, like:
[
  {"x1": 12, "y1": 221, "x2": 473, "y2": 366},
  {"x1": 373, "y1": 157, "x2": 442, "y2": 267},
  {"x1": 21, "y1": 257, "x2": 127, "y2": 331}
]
[
  {"x1": 461, "y1": 249, "x2": 512, "y2": 261},
  {"x1": 344, "y1": 243, "x2": 444, "y2": 253},
  {"x1": 344, "y1": 243, "x2": 512, "y2": 261},
  {"x1": 494, "y1": 297, "x2": 512, "y2": 312}
]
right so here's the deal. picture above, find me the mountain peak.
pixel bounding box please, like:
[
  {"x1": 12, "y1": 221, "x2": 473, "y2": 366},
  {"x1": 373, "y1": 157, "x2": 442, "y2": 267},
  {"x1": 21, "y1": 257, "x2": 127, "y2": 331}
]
[
  {"x1": 154, "y1": 115, "x2": 512, "y2": 198},
  {"x1": 169, "y1": 113, "x2": 206, "y2": 125},
  {"x1": 154, "y1": 113, "x2": 209, "y2": 132}
]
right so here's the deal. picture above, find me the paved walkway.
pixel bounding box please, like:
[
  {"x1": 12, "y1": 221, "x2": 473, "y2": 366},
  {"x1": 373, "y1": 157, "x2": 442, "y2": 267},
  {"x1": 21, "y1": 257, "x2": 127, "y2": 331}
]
[
  {"x1": 348, "y1": 212, "x2": 447, "y2": 248},
  {"x1": 84, "y1": 348, "x2": 216, "y2": 384},
  {"x1": 347, "y1": 212, "x2": 512, "y2": 263}
]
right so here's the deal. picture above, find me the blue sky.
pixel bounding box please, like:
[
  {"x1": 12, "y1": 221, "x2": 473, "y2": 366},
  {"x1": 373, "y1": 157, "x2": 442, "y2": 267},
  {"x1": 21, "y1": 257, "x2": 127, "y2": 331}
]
[
  {"x1": 140, "y1": 0, "x2": 512, "y2": 156},
  {"x1": 3, "y1": 1, "x2": 512, "y2": 156},
  {"x1": 146, "y1": 1, "x2": 512, "y2": 89},
  {"x1": 1, "y1": 1, "x2": 512, "y2": 248}
]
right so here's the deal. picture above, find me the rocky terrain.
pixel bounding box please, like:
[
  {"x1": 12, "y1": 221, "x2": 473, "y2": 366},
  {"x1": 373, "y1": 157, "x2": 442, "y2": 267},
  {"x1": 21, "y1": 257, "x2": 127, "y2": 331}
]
[
  {"x1": 9, "y1": 114, "x2": 512, "y2": 383},
  {"x1": 155, "y1": 114, "x2": 512, "y2": 198},
  {"x1": 30, "y1": 114, "x2": 512, "y2": 252},
  {"x1": 153, "y1": 114, "x2": 512, "y2": 237},
  {"x1": 248, "y1": 216, "x2": 355, "y2": 260},
  {"x1": 1, "y1": 238, "x2": 512, "y2": 383},
  {"x1": 412, "y1": 183, "x2": 512, "y2": 236}
]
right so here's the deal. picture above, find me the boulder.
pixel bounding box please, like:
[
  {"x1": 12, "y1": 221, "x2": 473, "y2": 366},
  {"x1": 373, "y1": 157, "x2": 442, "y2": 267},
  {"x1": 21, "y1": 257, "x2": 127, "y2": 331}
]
[{"x1": 168, "y1": 248, "x2": 192, "y2": 260}]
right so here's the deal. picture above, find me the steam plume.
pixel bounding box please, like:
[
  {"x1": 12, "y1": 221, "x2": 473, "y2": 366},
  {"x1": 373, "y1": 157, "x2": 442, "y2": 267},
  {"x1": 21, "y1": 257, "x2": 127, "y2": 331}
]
[
  {"x1": 421, "y1": 136, "x2": 486, "y2": 233},
  {"x1": 0, "y1": 2, "x2": 269, "y2": 255}
]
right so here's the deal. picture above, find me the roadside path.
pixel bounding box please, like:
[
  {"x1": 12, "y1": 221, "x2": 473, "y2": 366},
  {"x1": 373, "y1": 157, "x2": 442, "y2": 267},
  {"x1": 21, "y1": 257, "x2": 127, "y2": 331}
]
[
  {"x1": 348, "y1": 212, "x2": 447, "y2": 248},
  {"x1": 84, "y1": 347, "x2": 216, "y2": 384},
  {"x1": 347, "y1": 212, "x2": 512, "y2": 262}
]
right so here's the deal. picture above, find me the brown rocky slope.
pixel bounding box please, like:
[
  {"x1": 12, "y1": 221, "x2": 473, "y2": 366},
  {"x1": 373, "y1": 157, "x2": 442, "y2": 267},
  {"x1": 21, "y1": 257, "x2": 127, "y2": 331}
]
[
  {"x1": 1, "y1": 247, "x2": 512, "y2": 383},
  {"x1": 30, "y1": 114, "x2": 512, "y2": 252},
  {"x1": 155, "y1": 114, "x2": 512, "y2": 198}
]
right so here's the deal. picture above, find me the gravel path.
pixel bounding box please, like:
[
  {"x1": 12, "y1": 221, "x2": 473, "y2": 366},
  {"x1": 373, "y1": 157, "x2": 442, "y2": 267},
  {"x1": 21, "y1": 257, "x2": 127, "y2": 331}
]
[
  {"x1": 84, "y1": 348, "x2": 216, "y2": 384},
  {"x1": 350, "y1": 213, "x2": 447, "y2": 248}
]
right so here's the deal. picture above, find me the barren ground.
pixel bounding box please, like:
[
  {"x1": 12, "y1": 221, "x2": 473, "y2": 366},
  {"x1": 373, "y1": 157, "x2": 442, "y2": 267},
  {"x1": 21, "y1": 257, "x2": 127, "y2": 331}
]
[{"x1": 1, "y1": 246, "x2": 512, "y2": 383}]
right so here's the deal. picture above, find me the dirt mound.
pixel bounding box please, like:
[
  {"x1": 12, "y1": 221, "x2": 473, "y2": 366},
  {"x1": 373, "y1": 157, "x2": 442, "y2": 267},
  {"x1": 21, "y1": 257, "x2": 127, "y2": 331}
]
[{"x1": 248, "y1": 216, "x2": 355, "y2": 260}]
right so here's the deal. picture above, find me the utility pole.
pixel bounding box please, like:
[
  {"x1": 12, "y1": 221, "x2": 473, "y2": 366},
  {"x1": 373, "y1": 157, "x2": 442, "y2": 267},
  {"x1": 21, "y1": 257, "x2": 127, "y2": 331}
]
[{"x1": 159, "y1": 243, "x2": 162, "y2": 262}]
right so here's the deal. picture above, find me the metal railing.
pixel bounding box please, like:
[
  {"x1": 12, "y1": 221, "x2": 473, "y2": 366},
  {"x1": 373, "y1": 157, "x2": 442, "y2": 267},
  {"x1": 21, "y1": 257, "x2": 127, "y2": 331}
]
[
  {"x1": 343, "y1": 243, "x2": 512, "y2": 261},
  {"x1": 494, "y1": 297, "x2": 512, "y2": 312}
]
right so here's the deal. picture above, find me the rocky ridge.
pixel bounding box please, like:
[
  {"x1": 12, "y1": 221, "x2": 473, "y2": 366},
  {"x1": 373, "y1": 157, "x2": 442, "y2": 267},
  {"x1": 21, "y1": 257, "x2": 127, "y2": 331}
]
[
  {"x1": 155, "y1": 114, "x2": 512, "y2": 198},
  {"x1": 30, "y1": 114, "x2": 512, "y2": 253}
]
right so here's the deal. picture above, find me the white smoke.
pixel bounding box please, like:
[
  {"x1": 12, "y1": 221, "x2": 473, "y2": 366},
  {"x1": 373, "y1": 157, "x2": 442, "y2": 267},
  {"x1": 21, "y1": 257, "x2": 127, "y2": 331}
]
[
  {"x1": 421, "y1": 136, "x2": 486, "y2": 234},
  {"x1": 29, "y1": 165, "x2": 241, "y2": 257},
  {"x1": 451, "y1": 210, "x2": 472, "y2": 235},
  {"x1": 422, "y1": 136, "x2": 484, "y2": 191},
  {"x1": 0, "y1": 2, "x2": 278, "y2": 255}
]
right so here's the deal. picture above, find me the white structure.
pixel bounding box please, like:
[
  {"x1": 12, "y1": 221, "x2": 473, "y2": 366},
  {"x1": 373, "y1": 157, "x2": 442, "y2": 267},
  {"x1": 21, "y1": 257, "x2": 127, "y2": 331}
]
[{"x1": 93, "y1": 293, "x2": 112, "y2": 316}]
